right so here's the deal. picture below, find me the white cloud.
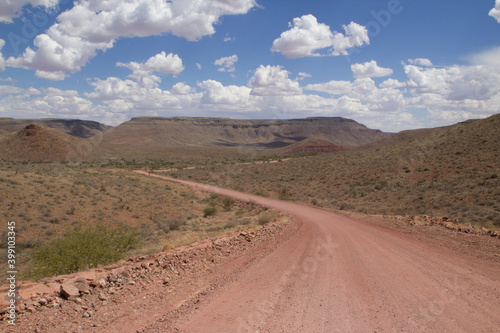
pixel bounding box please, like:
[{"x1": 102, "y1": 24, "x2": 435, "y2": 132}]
[
  {"x1": 214, "y1": 54, "x2": 238, "y2": 73},
  {"x1": 489, "y1": 0, "x2": 500, "y2": 23},
  {"x1": 271, "y1": 14, "x2": 334, "y2": 58},
  {"x1": 6, "y1": 27, "x2": 113, "y2": 79},
  {"x1": 404, "y1": 63, "x2": 500, "y2": 101},
  {"x1": 0, "y1": 0, "x2": 58, "y2": 23},
  {"x1": 331, "y1": 22, "x2": 370, "y2": 56},
  {"x1": 297, "y1": 72, "x2": 312, "y2": 80},
  {"x1": 0, "y1": 85, "x2": 25, "y2": 95},
  {"x1": 305, "y1": 77, "x2": 405, "y2": 112},
  {"x1": 0, "y1": 39, "x2": 5, "y2": 71},
  {"x1": 271, "y1": 15, "x2": 369, "y2": 59},
  {"x1": 117, "y1": 52, "x2": 184, "y2": 88},
  {"x1": 6, "y1": 0, "x2": 256, "y2": 79},
  {"x1": 224, "y1": 33, "x2": 235, "y2": 42},
  {"x1": 2, "y1": 59, "x2": 499, "y2": 132},
  {"x1": 35, "y1": 70, "x2": 68, "y2": 81},
  {"x1": 380, "y1": 78, "x2": 406, "y2": 89},
  {"x1": 172, "y1": 82, "x2": 194, "y2": 95},
  {"x1": 143, "y1": 52, "x2": 184, "y2": 74},
  {"x1": 199, "y1": 80, "x2": 252, "y2": 109},
  {"x1": 408, "y1": 58, "x2": 433, "y2": 67},
  {"x1": 248, "y1": 65, "x2": 302, "y2": 96},
  {"x1": 351, "y1": 60, "x2": 393, "y2": 78},
  {"x1": 468, "y1": 46, "x2": 500, "y2": 67}
]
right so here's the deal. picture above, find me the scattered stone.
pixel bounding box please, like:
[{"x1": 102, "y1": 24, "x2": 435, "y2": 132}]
[
  {"x1": 60, "y1": 284, "x2": 80, "y2": 299},
  {"x1": 98, "y1": 293, "x2": 108, "y2": 301},
  {"x1": 74, "y1": 298, "x2": 85, "y2": 306},
  {"x1": 75, "y1": 282, "x2": 90, "y2": 294},
  {"x1": 82, "y1": 312, "x2": 91, "y2": 318},
  {"x1": 90, "y1": 278, "x2": 107, "y2": 288}
]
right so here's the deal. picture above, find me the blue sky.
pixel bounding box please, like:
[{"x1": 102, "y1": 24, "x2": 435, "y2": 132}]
[{"x1": 0, "y1": 0, "x2": 499, "y2": 132}]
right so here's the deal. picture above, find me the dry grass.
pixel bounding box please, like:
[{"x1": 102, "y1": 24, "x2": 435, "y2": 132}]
[{"x1": 0, "y1": 161, "x2": 279, "y2": 281}]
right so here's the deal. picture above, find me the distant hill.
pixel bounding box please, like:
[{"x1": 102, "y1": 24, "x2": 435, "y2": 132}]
[
  {"x1": 284, "y1": 138, "x2": 349, "y2": 154},
  {"x1": 99, "y1": 116, "x2": 389, "y2": 157},
  {"x1": 359, "y1": 119, "x2": 479, "y2": 151},
  {"x1": 0, "y1": 118, "x2": 111, "y2": 138},
  {"x1": 0, "y1": 124, "x2": 82, "y2": 161}
]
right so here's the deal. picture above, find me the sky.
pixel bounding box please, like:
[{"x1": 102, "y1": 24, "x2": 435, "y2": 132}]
[{"x1": 0, "y1": 0, "x2": 499, "y2": 132}]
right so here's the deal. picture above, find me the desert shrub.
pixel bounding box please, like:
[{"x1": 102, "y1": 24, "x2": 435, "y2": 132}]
[
  {"x1": 222, "y1": 197, "x2": 234, "y2": 211},
  {"x1": 279, "y1": 187, "x2": 290, "y2": 200},
  {"x1": 167, "y1": 218, "x2": 187, "y2": 231},
  {"x1": 203, "y1": 207, "x2": 217, "y2": 217},
  {"x1": 258, "y1": 213, "x2": 274, "y2": 225},
  {"x1": 31, "y1": 225, "x2": 136, "y2": 278}
]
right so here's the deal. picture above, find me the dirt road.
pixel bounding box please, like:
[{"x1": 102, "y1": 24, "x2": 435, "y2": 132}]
[{"x1": 134, "y1": 171, "x2": 500, "y2": 333}]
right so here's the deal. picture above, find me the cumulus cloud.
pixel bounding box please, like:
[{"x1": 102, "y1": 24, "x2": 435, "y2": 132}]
[
  {"x1": 407, "y1": 58, "x2": 433, "y2": 67},
  {"x1": 0, "y1": 39, "x2": 5, "y2": 71},
  {"x1": 305, "y1": 77, "x2": 405, "y2": 112},
  {"x1": 331, "y1": 22, "x2": 370, "y2": 56},
  {"x1": 271, "y1": 14, "x2": 369, "y2": 58},
  {"x1": 0, "y1": 0, "x2": 58, "y2": 23},
  {"x1": 214, "y1": 54, "x2": 238, "y2": 73},
  {"x1": 404, "y1": 63, "x2": 500, "y2": 101},
  {"x1": 172, "y1": 82, "x2": 194, "y2": 95},
  {"x1": 0, "y1": 85, "x2": 26, "y2": 95},
  {"x1": 351, "y1": 60, "x2": 393, "y2": 78},
  {"x1": 248, "y1": 65, "x2": 302, "y2": 96},
  {"x1": 199, "y1": 80, "x2": 252, "y2": 108},
  {"x1": 468, "y1": 46, "x2": 500, "y2": 67},
  {"x1": 489, "y1": 0, "x2": 500, "y2": 23},
  {"x1": 0, "y1": 85, "x2": 106, "y2": 123},
  {"x1": 6, "y1": 0, "x2": 256, "y2": 79},
  {"x1": 6, "y1": 27, "x2": 113, "y2": 80},
  {"x1": 117, "y1": 52, "x2": 184, "y2": 88},
  {"x1": 271, "y1": 14, "x2": 335, "y2": 58},
  {"x1": 297, "y1": 72, "x2": 312, "y2": 80}
]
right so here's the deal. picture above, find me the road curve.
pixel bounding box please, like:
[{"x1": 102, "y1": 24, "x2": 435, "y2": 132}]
[{"x1": 135, "y1": 171, "x2": 500, "y2": 333}]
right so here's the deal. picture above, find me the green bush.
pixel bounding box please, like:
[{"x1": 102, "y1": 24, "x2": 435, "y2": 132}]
[
  {"x1": 31, "y1": 225, "x2": 136, "y2": 279},
  {"x1": 203, "y1": 207, "x2": 217, "y2": 217}
]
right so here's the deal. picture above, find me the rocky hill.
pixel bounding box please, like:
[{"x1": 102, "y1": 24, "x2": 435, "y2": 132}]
[
  {"x1": 99, "y1": 116, "x2": 388, "y2": 157},
  {"x1": 284, "y1": 137, "x2": 349, "y2": 154},
  {"x1": 0, "y1": 124, "x2": 82, "y2": 161},
  {"x1": 0, "y1": 118, "x2": 111, "y2": 138}
]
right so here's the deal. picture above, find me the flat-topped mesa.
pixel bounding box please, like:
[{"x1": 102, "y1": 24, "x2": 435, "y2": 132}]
[{"x1": 107, "y1": 116, "x2": 389, "y2": 150}]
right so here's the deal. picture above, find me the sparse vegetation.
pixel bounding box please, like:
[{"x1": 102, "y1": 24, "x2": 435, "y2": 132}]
[
  {"x1": 30, "y1": 225, "x2": 136, "y2": 279},
  {"x1": 175, "y1": 115, "x2": 500, "y2": 228},
  {"x1": 0, "y1": 162, "x2": 279, "y2": 281},
  {"x1": 203, "y1": 207, "x2": 217, "y2": 217}
]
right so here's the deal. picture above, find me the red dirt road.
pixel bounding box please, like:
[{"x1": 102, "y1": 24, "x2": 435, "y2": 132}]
[{"x1": 135, "y1": 171, "x2": 500, "y2": 333}]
